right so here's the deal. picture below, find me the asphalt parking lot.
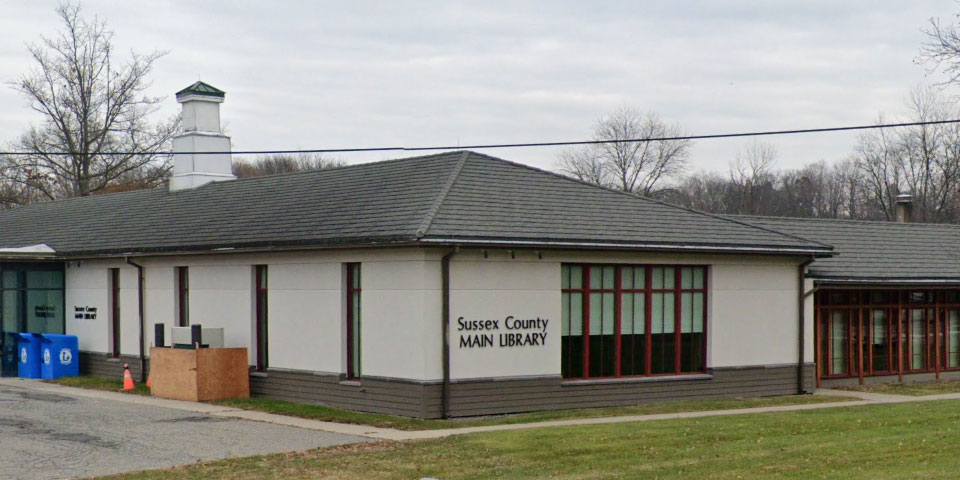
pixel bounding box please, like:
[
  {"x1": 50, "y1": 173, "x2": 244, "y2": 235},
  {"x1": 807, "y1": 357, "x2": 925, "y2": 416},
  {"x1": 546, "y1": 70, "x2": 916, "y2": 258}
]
[{"x1": 0, "y1": 381, "x2": 370, "y2": 479}]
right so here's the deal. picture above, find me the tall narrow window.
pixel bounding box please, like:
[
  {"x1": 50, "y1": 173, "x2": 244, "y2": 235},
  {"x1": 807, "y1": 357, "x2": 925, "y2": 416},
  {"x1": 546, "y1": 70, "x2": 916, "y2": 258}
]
[
  {"x1": 109, "y1": 268, "x2": 120, "y2": 358},
  {"x1": 650, "y1": 267, "x2": 676, "y2": 375},
  {"x1": 254, "y1": 265, "x2": 268, "y2": 371},
  {"x1": 346, "y1": 263, "x2": 361, "y2": 379},
  {"x1": 175, "y1": 266, "x2": 189, "y2": 327},
  {"x1": 561, "y1": 264, "x2": 707, "y2": 379},
  {"x1": 870, "y1": 309, "x2": 890, "y2": 373},
  {"x1": 947, "y1": 310, "x2": 960, "y2": 369},
  {"x1": 829, "y1": 311, "x2": 848, "y2": 375},
  {"x1": 679, "y1": 267, "x2": 706, "y2": 373}
]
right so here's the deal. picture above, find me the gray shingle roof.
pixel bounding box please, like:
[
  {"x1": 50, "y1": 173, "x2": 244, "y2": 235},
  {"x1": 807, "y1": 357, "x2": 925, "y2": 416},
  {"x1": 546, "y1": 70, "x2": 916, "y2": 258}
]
[
  {"x1": 0, "y1": 151, "x2": 830, "y2": 257},
  {"x1": 734, "y1": 215, "x2": 960, "y2": 282}
]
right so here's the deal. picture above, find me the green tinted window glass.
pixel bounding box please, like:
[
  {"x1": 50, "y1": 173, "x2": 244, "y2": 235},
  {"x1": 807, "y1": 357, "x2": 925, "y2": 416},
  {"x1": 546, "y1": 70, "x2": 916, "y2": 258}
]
[
  {"x1": 621, "y1": 293, "x2": 634, "y2": 334},
  {"x1": 27, "y1": 270, "x2": 63, "y2": 289},
  {"x1": 589, "y1": 293, "x2": 601, "y2": 335},
  {"x1": 681, "y1": 268, "x2": 693, "y2": 289},
  {"x1": 634, "y1": 294, "x2": 645, "y2": 334},
  {"x1": 602, "y1": 266, "x2": 615, "y2": 289},
  {"x1": 693, "y1": 268, "x2": 704, "y2": 289},
  {"x1": 602, "y1": 293, "x2": 615, "y2": 334},
  {"x1": 26, "y1": 289, "x2": 63, "y2": 334},
  {"x1": 621, "y1": 267, "x2": 634, "y2": 290},
  {"x1": 681, "y1": 292, "x2": 693, "y2": 333},
  {"x1": 569, "y1": 293, "x2": 583, "y2": 335},
  {"x1": 1, "y1": 270, "x2": 18, "y2": 289},
  {"x1": 663, "y1": 268, "x2": 675, "y2": 289},
  {"x1": 692, "y1": 292, "x2": 704, "y2": 332},
  {"x1": 663, "y1": 293, "x2": 675, "y2": 334},
  {"x1": 561, "y1": 292, "x2": 570, "y2": 335},
  {"x1": 561, "y1": 266, "x2": 570, "y2": 289},
  {"x1": 569, "y1": 266, "x2": 582, "y2": 289}
]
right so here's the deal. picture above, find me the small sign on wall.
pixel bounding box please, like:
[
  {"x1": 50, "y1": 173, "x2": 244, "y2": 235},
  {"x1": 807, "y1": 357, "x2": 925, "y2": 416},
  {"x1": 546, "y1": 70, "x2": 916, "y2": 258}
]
[
  {"x1": 456, "y1": 315, "x2": 549, "y2": 349},
  {"x1": 73, "y1": 306, "x2": 97, "y2": 320}
]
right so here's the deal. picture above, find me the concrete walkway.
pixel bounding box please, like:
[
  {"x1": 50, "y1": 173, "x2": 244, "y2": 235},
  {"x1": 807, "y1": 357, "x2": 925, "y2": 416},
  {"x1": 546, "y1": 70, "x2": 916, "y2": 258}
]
[
  {"x1": 0, "y1": 378, "x2": 370, "y2": 480},
  {"x1": 6, "y1": 377, "x2": 960, "y2": 442}
]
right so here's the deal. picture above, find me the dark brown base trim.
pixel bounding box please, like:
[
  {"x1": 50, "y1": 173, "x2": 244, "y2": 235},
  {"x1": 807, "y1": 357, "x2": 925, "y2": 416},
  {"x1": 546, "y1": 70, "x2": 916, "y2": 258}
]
[
  {"x1": 446, "y1": 364, "x2": 816, "y2": 417},
  {"x1": 249, "y1": 370, "x2": 439, "y2": 418},
  {"x1": 820, "y1": 370, "x2": 960, "y2": 388},
  {"x1": 76, "y1": 354, "x2": 816, "y2": 419},
  {"x1": 79, "y1": 351, "x2": 148, "y2": 382}
]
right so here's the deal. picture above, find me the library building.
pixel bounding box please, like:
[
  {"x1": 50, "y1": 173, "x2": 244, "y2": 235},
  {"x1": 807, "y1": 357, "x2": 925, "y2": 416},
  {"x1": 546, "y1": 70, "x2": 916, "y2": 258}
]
[{"x1": 0, "y1": 82, "x2": 955, "y2": 418}]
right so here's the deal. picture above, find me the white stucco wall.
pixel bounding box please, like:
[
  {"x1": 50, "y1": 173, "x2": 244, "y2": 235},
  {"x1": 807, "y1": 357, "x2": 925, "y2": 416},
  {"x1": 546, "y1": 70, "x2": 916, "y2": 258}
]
[
  {"x1": 65, "y1": 260, "x2": 140, "y2": 355},
  {"x1": 63, "y1": 247, "x2": 808, "y2": 382},
  {"x1": 64, "y1": 249, "x2": 442, "y2": 381},
  {"x1": 448, "y1": 250, "x2": 560, "y2": 380},
  {"x1": 444, "y1": 249, "x2": 807, "y2": 380}
]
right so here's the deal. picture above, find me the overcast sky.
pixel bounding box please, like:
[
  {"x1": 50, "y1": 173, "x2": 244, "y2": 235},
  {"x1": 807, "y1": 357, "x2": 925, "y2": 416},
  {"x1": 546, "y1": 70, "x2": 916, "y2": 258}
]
[{"x1": 1, "y1": 1, "x2": 958, "y2": 174}]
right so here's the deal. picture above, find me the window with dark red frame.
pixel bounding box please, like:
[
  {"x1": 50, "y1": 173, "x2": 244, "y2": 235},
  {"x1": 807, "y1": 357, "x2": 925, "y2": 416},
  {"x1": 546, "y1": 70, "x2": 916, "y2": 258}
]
[
  {"x1": 109, "y1": 268, "x2": 120, "y2": 358},
  {"x1": 561, "y1": 264, "x2": 707, "y2": 379},
  {"x1": 254, "y1": 265, "x2": 268, "y2": 371},
  {"x1": 817, "y1": 289, "x2": 960, "y2": 379},
  {"x1": 175, "y1": 266, "x2": 189, "y2": 327},
  {"x1": 346, "y1": 263, "x2": 361, "y2": 379}
]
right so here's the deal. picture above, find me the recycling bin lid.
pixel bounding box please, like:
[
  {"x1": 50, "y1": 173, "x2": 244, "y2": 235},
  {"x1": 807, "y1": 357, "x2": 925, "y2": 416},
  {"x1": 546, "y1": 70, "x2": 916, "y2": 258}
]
[{"x1": 39, "y1": 334, "x2": 75, "y2": 341}]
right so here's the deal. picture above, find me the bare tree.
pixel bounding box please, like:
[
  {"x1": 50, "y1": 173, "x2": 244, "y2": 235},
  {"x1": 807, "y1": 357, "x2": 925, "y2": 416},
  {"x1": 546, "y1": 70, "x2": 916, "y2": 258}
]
[
  {"x1": 232, "y1": 153, "x2": 346, "y2": 178},
  {"x1": 3, "y1": 2, "x2": 177, "y2": 200},
  {"x1": 555, "y1": 147, "x2": 607, "y2": 186},
  {"x1": 919, "y1": 13, "x2": 960, "y2": 85},
  {"x1": 556, "y1": 107, "x2": 692, "y2": 195},
  {"x1": 851, "y1": 88, "x2": 960, "y2": 222},
  {"x1": 729, "y1": 141, "x2": 778, "y2": 215}
]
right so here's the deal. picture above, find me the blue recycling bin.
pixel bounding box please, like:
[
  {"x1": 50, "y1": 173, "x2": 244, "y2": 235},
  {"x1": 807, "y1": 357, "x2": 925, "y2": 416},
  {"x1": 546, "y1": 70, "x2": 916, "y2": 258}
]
[
  {"x1": 39, "y1": 334, "x2": 79, "y2": 379},
  {"x1": 16, "y1": 333, "x2": 42, "y2": 379}
]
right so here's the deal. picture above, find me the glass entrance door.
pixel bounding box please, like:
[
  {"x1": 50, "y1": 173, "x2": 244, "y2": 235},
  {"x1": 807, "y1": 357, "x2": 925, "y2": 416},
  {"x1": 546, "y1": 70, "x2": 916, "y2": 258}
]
[{"x1": 0, "y1": 264, "x2": 64, "y2": 375}]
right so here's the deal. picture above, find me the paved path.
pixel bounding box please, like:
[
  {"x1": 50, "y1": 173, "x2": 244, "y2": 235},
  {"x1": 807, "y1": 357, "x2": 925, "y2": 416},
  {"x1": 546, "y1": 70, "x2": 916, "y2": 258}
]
[
  {"x1": 0, "y1": 378, "x2": 370, "y2": 480},
  {"x1": 6, "y1": 377, "x2": 960, "y2": 477}
]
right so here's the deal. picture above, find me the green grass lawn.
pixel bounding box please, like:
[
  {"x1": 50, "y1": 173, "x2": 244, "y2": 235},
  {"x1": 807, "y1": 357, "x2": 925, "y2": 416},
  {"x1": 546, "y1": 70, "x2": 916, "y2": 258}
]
[
  {"x1": 46, "y1": 376, "x2": 151, "y2": 395},
  {"x1": 103, "y1": 399, "x2": 960, "y2": 479},
  {"x1": 837, "y1": 380, "x2": 960, "y2": 396},
  {"x1": 215, "y1": 393, "x2": 853, "y2": 431},
  {"x1": 50, "y1": 375, "x2": 852, "y2": 431}
]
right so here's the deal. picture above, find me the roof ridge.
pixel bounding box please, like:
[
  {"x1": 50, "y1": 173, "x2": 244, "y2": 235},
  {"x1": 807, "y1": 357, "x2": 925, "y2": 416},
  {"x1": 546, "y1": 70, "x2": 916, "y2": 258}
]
[
  {"x1": 732, "y1": 213, "x2": 960, "y2": 228},
  {"x1": 416, "y1": 151, "x2": 469, "y2": 238},
  {"x1": 701, "y1": 212, "x2": 834, "y2": 250},
  {"x1": 459, "y1": 150, "x2": 831, "y2": 250}
]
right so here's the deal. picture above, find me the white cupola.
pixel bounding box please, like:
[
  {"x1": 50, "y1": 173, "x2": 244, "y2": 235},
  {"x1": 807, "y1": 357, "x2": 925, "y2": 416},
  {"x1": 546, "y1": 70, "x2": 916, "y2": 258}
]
[{"x1": 169, "y1": 81, "x2": 236, "y2": 191}]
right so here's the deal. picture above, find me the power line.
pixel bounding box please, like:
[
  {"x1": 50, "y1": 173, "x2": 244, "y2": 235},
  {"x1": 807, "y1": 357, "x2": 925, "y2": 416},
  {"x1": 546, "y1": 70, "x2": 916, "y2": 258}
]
[{"x1": 2, "y1": 119, "x2": 960, "y2": 156}]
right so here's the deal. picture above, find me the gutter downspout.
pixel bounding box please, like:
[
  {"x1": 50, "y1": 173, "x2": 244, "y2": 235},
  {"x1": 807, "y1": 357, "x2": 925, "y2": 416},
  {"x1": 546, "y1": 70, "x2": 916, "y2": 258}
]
[
  {"x1": 798, "y1": 256, "x2": 816, "y2": 394},
  {"x1": 440, "y1": 247, "x2": 458, "y2": 419},
  {"x1": 125, "y1": 257, "x2": 147, "y2": 383}
]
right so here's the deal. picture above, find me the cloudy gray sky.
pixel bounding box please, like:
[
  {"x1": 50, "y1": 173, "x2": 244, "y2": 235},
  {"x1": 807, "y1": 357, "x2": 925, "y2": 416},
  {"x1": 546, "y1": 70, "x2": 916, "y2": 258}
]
[{"x1": 1, "y1": 1, "x2": 958, "y2": 174}]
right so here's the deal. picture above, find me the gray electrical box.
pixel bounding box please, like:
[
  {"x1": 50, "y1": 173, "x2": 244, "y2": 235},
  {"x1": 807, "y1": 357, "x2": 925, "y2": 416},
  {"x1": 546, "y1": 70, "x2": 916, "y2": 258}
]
[{"x1": 170, "y1": 326, "x2": 224, "y2": 348}]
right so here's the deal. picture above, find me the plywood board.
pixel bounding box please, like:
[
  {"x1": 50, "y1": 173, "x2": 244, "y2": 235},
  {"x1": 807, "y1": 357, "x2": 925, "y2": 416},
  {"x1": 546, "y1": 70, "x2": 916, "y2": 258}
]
[
  {"x1": 149, "y1": 347, "x2": 250, "y2": 402},
  {"x1": 149, "y1": 347, "x2": 199, "y2": 402},
  {"x1": 197, "y1": 348, "x2": 250, "y2": 401}
]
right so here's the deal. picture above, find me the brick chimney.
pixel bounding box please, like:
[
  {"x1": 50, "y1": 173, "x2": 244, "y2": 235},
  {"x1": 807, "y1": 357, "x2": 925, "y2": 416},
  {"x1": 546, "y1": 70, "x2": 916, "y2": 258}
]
[
  {"x1": 169, "y1": 81, "x2": 236, "y2": 191},
  {"x1": 895, "y1": 193, "x2": 913, "y2": 223}
]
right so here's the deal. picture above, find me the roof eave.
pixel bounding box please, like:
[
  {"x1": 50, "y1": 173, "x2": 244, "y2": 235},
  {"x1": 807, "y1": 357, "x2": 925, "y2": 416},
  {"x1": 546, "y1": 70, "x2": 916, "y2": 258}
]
[
  {"x1": 417, "y1": 237, "x2": 833, "y2": 256},
  {"x1": 811, "y1": 277, "x2": 960, "y2": 286}
]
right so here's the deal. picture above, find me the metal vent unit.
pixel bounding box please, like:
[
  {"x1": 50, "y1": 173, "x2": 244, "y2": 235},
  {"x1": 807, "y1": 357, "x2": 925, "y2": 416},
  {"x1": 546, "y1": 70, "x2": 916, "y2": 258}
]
[{"x1": 170, "y1": 326, "x2": 224, "y2": 348}]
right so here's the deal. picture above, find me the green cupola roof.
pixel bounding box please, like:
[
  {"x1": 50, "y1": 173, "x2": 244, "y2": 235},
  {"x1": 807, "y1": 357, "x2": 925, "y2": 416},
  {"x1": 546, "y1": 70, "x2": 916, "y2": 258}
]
[{"x1": 175, "y1": 81, "x2": 225, "y2": 98}]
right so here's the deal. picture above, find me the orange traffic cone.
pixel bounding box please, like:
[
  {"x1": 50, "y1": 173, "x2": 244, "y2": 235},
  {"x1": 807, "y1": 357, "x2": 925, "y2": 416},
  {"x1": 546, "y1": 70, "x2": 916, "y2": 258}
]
[
  {"x1": 146, "y1": 373, "x2": 152, "y2": 389},
  {"x1": 122, "y1": 364, "x2": 135, "y2": 391}
]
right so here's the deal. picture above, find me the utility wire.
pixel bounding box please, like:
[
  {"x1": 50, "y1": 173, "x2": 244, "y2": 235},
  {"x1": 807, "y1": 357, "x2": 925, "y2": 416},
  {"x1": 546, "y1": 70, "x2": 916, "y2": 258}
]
[{"x1": 2, "y1": 119, "x2": 960, "y2": 156}]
